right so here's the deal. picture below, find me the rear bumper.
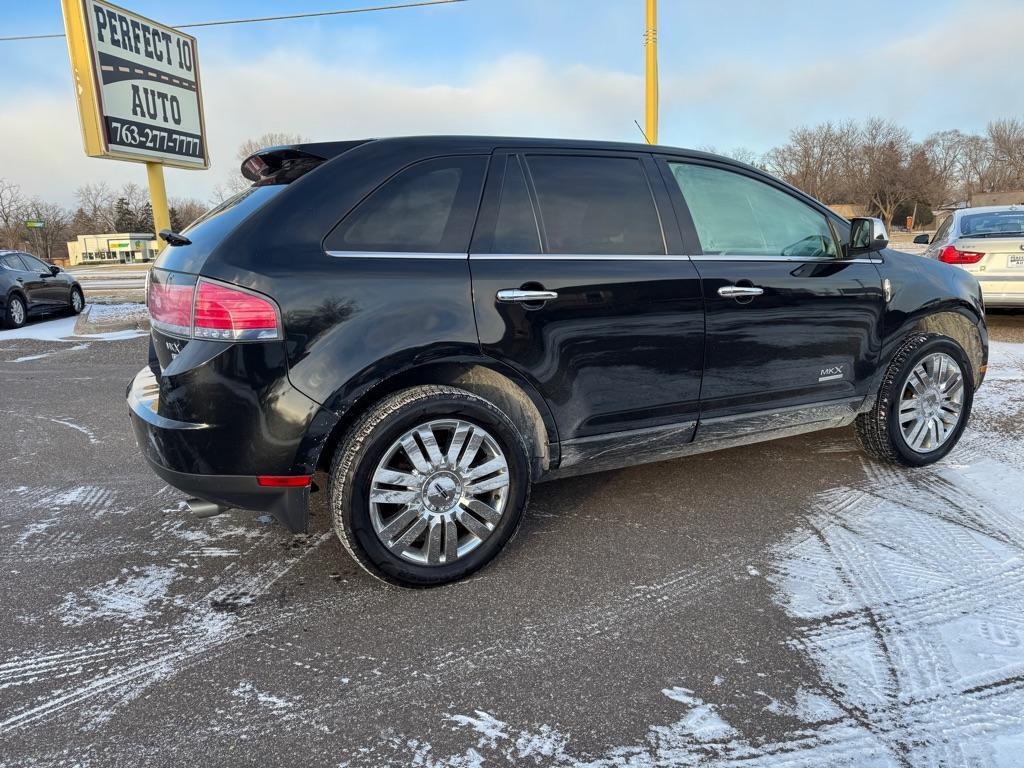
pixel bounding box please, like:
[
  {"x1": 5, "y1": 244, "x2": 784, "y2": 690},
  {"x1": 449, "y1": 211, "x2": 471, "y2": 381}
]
[
  {"x1": 127, "y1": 364, "x2": 330, "y2": 532},
  {"x1": 976, "y1": 276, "x2": 1024, "y2": 308}
]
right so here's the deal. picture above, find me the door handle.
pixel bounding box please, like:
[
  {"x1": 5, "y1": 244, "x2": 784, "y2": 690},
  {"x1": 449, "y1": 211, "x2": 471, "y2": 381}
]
[
  {"x1": 496, "y1": 289, "x2": 559, "y2": 304},
  {"x1": 717, "y1": 285, "x2": 764, "y2": 298}
]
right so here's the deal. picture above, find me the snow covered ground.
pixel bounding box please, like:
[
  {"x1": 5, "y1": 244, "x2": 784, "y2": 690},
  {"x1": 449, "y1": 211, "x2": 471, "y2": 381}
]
[{"x1": 0, "y1": 318, "x2": 1022, "y2": 766}]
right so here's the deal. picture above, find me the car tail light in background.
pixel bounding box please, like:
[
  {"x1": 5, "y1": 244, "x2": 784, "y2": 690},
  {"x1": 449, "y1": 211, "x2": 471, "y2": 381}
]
[
  {"x1": 939, "y1": 245, "x2": 985, "y2": 265},
  {"x1": 147, "y1": 269, "x2": 281, "y2": 341}
]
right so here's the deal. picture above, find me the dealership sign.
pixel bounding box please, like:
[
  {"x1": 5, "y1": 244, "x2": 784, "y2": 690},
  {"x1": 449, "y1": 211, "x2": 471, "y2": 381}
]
[{"x1": 62, "y1": 0, "x2": 208, "y2": 169}]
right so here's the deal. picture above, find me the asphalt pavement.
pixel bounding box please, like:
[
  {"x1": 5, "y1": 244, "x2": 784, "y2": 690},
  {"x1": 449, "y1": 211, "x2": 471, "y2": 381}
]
[{"x1": 1, "y1": 314, "x2": 1023, "y2": 767}]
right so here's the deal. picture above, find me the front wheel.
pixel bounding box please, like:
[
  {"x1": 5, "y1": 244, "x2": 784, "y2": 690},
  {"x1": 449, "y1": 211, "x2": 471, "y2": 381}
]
[
  {"x1": 69, "y1": 286, "x2": 85, "y2": 315},
  {"x1": 855, "y1": 333, "x2": 974, "y2": 467},
  {"x1": 329, "y1": 385, "x2": 531, "y2": 587}
]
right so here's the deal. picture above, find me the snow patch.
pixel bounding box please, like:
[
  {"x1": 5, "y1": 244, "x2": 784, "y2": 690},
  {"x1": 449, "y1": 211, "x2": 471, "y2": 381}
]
[{"x1": 57, "y1": 565, "x2": 181, "y2": 626}]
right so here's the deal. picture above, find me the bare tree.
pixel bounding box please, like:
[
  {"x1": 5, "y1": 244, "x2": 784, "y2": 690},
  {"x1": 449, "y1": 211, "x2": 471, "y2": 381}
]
[
  {"x1": 169, "y1": 197, "x2": 209, "y2": 230},
  {"x1": 213, "y1": 132, "x2": 309, "y2": 201},
  {"x1": 858, "y1": 118, "x2": 917, "y2": 227},
  {"x1": 0, "y1": 179, "x2": 28, "y2": 250},
  {"x1": 763, "y1": 120, "x2": 860, "y2": 203},
  {"x1": 988, "y1": 118, "x2": 1024, "y2": 189},
  {"x1": 23, "y1": 198, "x2": 72, "y2": 262},
  {"x1": 73, "y1": 181, "x2": 118, "y2": 233}
]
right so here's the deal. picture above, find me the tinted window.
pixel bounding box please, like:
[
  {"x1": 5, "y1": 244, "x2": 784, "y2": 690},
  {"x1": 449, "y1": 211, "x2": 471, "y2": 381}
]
[
  {"x1": 670, "y1": 163, "x2": 838, "y2": 259},
  {"x1": 492, "y1": 155, "x2": 540, "y2": 254},
  {"x1": 20, "y1": 254, "x2": 50, "y2": 272},
  {"x1": 330, "y1": 156, "x2": 487, "y2": 253},
  {"x1": 960, "y1": 210, "x2": 1024, "y2": 237},
  {"x1": 526, "y1": 155, "x2": 665, "y2": 255},
  {"x1": 932, "y1": 214, "x2": 953, "y2": 244},
  {"x1": 0, "y1": 253, "x2": 27, "y2": 271}
]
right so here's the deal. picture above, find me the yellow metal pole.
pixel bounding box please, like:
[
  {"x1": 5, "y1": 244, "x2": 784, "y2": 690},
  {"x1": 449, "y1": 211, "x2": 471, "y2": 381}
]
[
  {"x1": 146, "y1": 162, "x2": 171, "y2": 236},
  {"x1": 644, "y1": 0, "x2": 658, "y2": 145}
]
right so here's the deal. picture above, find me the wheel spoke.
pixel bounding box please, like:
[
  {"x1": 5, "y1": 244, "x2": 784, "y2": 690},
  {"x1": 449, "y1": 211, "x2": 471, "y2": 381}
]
[
  {"x1": 400, "y1": 434, "x2": 432, "y2": 473},
  {"x1": 457, "y1": 430, "x2": 485, "y2": 471},
  {"x1": 391, "y1": 516, "x2": 429, "y2": 553},
  {"x1": 906, "y1": 417, "x2": 928, "y2": 450},
  {"x1": 457, "y1": 506, "x2": 492, "y2": 540},
  {"x1": 465, "y1": 474, "x2": 510, "y2": 495},
  {"x1": 464, "y1": 498, "x2": 502, "y2": 525},
  {"x1": 425, "y1": 519, "x2": 442, "y2": 564},
  {"x1": 446, "y1": 422, "x2": 472, "y2": 464},
  {"x1": 416, "y1": 425, "x2": 445, "y2": 466},
  {"x1": 370, "y1": 487, "x2": 419, "y2": 505},
  {"x1": 378, "y1": 505, "x2": 421, "y2": 543},
  {"x1": 443, "y1": 518, "x2": 459, "y2": 562},
  {"x1": 465, "y1": 456, "x2": 507, "y2": 481},
  {"x1": 373, "y1": 468, "x2": 420, "y2": 488}
]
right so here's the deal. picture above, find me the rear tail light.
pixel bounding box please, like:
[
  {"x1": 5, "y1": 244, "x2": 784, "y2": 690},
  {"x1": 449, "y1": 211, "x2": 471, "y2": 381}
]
[
  {"x1": 939, "y1": 245, "x2": 985, "y2": 264},
  {"x1": 193, "y1": 281, "x2": 280, "y2": 341},
  {"x1": 147, "y1": 271, "x2": 281, "y2": 341}
]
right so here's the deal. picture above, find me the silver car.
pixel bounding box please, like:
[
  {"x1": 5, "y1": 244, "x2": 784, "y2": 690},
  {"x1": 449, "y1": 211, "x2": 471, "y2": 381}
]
[{"x1": 917, "y1": 205, "x2": 1024, "y2": 308}]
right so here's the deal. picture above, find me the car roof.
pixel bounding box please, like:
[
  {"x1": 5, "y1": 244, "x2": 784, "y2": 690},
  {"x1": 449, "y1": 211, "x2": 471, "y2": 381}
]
[{"x1": 956, "y1": 204, "x2": 1024, "y2": 216}]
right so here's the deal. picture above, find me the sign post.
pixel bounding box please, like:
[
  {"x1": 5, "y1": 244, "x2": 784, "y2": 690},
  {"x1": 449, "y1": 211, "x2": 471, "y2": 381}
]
[
  {"x1": 61, "y1": 0, "x2": 208, "y2": 237},
  {"x1": 643, "y1": 0, "x2": 658, "y2": 145}
]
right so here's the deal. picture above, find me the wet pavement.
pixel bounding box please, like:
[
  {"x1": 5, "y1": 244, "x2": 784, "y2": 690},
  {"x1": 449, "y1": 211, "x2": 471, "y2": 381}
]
[{"x1": 1, "y1": 313, "x2": 1022, "y2": 767}]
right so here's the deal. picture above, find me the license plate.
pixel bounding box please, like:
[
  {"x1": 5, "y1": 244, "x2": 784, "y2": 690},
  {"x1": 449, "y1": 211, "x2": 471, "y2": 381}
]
[{"x1": 1010, "y1": 254, "x2": 1024, "y2": 268}]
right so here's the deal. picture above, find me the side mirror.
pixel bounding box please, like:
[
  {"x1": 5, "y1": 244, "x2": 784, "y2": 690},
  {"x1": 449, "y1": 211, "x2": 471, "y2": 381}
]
[
  {"x1": 913, "y1": 234, "x2": 930, "y2": 245},
  {"x1": 49, "y1": 265, "x2": 60, "y2": 276},
  {"x1": 849, "y1": 217, "x2": 889, "y2": 253}
]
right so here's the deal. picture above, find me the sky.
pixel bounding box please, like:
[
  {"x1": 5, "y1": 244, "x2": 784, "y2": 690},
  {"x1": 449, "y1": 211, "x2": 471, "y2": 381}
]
[{"x1": 1, "y1": 0, "x2": 1022, "y2": 207}]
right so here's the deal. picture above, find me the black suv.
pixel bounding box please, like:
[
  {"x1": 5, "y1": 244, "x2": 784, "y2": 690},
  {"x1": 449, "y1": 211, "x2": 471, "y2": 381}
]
[
  {"x1": 128, "y1": 136, "x2": 987, "y2": 586},
  {"x1": 1, "y1": 250, "x2": 85, "y2": 328}
]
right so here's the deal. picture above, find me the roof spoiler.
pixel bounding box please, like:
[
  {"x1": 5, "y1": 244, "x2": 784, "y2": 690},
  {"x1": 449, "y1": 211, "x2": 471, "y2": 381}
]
[{"x1": 240, "y1": 140, "x2": 370, "y2": 183}]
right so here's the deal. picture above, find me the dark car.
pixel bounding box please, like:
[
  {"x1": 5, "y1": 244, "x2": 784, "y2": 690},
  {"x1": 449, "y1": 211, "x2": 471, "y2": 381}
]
[
  {"x1": 127, "y1": 136, "x2": 988, "y2": 587},
  {"x1": 1, "y1": 250, "x2": 85, "y2": 328}
]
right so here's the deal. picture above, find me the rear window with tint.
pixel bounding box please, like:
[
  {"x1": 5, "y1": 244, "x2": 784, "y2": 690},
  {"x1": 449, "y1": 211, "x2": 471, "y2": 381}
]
[
  {"x1": 960, "y1": 211, "x2": 1024, "y2": 237},
  {"x1": 327, "y1": 156, "x2": 487, "y2": 253}
]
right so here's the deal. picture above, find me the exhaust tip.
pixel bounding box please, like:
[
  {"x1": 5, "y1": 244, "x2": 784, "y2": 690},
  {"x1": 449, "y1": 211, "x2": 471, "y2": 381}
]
[{"x1": 186, "y1": 498, "x2": 228, "y2": 519}]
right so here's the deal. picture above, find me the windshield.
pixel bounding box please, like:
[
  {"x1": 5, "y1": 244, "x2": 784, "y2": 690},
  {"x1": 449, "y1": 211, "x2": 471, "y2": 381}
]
[{"x1": 960, "y1": 210, "x2": 1024, "y2": 238}]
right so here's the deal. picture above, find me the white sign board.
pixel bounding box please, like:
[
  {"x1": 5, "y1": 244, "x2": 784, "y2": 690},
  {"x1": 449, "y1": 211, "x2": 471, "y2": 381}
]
[{"x1": 66, "y1": 0, "x2": 208, "y2": 169}]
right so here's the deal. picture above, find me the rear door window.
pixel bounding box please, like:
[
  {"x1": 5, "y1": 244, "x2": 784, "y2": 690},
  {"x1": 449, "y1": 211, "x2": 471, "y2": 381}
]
[
  {"x1": 328, "y1": 155, "x2": 487, "y2": 253},
  {"x1": 669, "y1": 163, "x2": 838, "y2": 259},
  {"x1": 524, "y1": 155, "x2": 665, "y2": 255},
  {"x1": 1, "y1": 253, "x2": 27, "y2": 271},
  {"x1": 492, "y1": 155, "x2": 541, "y2": 254}
]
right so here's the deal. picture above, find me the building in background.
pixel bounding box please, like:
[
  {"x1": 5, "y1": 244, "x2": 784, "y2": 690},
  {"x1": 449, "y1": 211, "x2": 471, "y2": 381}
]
[
  {"x1": 66, "y1": 233, "x2": 159, "y2": 265},
  {"x1": 969, "y1": 191, "x2": 1024, "y2": 207}
]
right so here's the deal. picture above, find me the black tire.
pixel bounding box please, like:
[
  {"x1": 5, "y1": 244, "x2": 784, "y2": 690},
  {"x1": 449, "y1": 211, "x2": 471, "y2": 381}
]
[
  {"x1": 3, "y1": 293, "x2": 27, "y2": 329},
  {"x1": 68, "y1": 286, "x2": 85, "y2": 315},
  {"x1": 329, "y1": 385, "x2": 531, "y2": 587},
  {"x1": 855, "y1": 333, "x2": 974, "y2": 467}
]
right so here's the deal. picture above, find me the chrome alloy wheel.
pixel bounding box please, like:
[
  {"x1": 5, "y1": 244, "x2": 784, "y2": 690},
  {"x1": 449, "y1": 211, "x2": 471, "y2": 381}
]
[
  {"x1": 71, "y1": 290, "x2": 83, "y2": 313},
  {"x1": 898, "y1": 352, "x2": 965, "y2": 453},
  {"x1": 10, "y1": 297, "x2": 25, "y2": 326},
  {"x1": 369, "y1": 419, "x2": 510, "y2": 566}
]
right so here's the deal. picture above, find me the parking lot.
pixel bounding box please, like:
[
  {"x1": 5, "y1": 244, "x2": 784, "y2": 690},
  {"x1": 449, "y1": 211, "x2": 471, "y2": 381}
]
[{"x1": 1, "y1": 313, "x2": 1022, "y2": 767}]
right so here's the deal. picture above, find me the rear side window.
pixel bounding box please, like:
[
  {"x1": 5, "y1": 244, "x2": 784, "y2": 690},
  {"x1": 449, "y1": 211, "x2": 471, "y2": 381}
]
[
  {"x1": 328, "y1": 156, "x2": 487, "y2": 253},
  {"x1": 670, "y1": 163, "x2": 838, "y2": 259},
  {"x1": 1, "y1": 253, "x2": 27, "y2": 270},
  {"x1": 525, "y1": 155, "x2": 665, "y2": 255}
]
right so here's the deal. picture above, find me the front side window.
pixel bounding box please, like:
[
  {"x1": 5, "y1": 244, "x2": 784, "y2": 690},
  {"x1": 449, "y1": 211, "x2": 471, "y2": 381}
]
[
  {"x1": 329, "y1": 155, "x2": 486, "y2": 253},
  {"x1": 670, "y1": 163, "x2": 838, "y2": 259},
  {"x1": 525, "y1": 155, "x2": 665, "y2": 255},
  {"x1": 20, "y1": 254, "x2": 50, "y2": 273}
]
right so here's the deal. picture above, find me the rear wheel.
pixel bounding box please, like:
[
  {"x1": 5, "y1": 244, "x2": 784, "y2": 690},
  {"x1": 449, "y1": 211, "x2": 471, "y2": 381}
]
[
  {"x1": 329, "y1": 385, "x2": 531, "y2": 587},
  {"x1": 855, "y1": 333, "x2": 973, "y2": 466},
  {"x1": 3, "y1": 294, "x2": 27, "y2": 329}
]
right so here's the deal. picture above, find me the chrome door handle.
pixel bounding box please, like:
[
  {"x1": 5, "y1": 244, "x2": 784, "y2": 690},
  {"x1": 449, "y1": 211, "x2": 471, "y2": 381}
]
[
  {"x1": 496, "y1": 289, "x2": 559, "y2": 303},
  {"x1": 717, "y1": 285, "x2": 764, "y2": 298}
]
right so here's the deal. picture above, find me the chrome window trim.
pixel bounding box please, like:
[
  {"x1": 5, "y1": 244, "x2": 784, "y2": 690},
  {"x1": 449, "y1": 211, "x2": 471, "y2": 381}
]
[
  {"x1": 325, "y1": 250, "x2": 882, "y2": 264},
  {"x1": 325, "y1": 250, "x2": 467, "y2": 260}
]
